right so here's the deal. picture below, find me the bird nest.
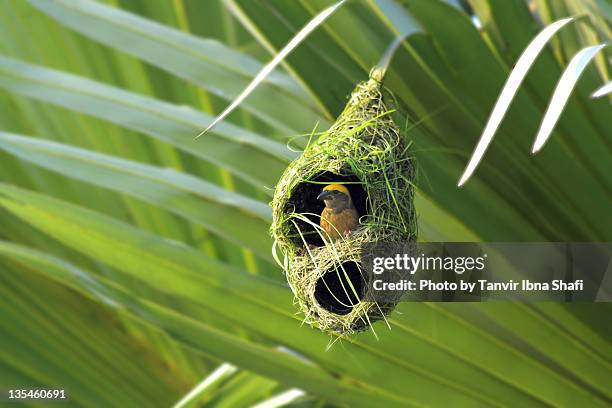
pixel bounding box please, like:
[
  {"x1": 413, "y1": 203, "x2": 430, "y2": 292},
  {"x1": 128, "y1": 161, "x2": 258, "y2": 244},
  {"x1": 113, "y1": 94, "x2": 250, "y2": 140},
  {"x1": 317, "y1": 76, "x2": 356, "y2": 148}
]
[{"x1": 270, "y1": 70, "x2": 416, "y2": 335}]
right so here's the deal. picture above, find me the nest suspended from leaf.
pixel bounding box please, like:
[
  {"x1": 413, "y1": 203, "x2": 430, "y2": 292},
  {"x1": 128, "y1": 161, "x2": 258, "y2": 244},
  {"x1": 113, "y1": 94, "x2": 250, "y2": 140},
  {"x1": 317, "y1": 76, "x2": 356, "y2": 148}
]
[{"x1": 270, "y1": 70, "x2": 417, "y2": 335}]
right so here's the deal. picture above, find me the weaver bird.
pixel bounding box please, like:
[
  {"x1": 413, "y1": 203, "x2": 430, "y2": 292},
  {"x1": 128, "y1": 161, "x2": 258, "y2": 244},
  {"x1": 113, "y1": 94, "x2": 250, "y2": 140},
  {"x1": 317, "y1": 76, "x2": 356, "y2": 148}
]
[{"x1": 317, "y1": 184, "x2": 359, "y2": 241}]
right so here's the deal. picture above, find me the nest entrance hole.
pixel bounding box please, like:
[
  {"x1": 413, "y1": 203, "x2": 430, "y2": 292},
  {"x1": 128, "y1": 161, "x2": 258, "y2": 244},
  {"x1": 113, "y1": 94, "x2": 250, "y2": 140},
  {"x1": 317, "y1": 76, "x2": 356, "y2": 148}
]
[
  {"x1": 314, "y1": 261, "x2": 365, "y2": 315},
  {"x1": 285, "y1": 172, "x2": 367, "y2": 247}
]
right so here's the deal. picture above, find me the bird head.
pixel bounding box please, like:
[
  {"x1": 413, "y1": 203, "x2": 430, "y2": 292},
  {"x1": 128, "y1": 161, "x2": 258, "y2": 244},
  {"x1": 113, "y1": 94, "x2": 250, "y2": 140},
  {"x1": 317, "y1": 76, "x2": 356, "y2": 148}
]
[{"x1": 317, "y1": 184, "x2": 352, "y2": 211}]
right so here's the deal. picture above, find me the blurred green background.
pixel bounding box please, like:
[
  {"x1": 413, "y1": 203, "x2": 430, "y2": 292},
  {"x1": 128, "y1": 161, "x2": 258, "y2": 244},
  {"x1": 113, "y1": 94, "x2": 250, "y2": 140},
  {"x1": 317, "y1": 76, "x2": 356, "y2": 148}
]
[{"x1": 0, "y1": 0, "x2": 610, "y2": 407}]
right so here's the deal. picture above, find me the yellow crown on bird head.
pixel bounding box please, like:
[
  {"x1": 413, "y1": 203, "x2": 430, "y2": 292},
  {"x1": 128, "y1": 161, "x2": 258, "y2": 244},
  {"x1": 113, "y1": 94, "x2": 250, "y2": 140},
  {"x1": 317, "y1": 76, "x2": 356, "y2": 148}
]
[{"x1": 322, "y1": 184, "x2": 351, "y2": 196}]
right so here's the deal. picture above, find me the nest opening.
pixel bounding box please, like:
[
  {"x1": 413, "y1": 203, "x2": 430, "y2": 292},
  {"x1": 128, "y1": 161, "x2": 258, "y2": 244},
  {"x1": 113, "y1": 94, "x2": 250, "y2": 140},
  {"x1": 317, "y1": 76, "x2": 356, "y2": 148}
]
[
  {"x1": 284, "y1": 171, "x2": 367, "y2": 247},
  {"x1": 314, "y1": 261, "x2": 365, "y2": 315}
]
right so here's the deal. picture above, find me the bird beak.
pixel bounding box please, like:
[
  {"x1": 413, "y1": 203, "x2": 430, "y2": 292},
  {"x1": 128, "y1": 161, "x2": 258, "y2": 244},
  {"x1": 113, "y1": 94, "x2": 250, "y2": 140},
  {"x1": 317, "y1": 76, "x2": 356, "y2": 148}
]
[{"x1": 317, "y1": 190, "x2": 333, "y2": 201}]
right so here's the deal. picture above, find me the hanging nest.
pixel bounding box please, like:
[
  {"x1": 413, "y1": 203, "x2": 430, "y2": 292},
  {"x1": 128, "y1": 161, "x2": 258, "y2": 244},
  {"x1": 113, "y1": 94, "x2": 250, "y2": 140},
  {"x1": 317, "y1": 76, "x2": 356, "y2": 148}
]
[{"x1": 270, "y1": 69, "x2": 417, "y2": 335}]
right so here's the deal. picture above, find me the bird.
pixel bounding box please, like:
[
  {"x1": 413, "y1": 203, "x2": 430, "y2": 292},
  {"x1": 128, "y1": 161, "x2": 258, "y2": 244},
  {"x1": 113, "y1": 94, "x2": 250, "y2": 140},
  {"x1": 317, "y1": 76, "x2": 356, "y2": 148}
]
[{"x1": 317, "y1": 184, "x2": 360, "y2": 241}]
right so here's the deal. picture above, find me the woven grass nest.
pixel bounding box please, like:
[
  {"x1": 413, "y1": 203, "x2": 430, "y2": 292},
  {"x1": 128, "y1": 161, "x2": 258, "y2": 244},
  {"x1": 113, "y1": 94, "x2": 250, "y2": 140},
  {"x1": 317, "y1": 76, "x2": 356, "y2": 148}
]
[{"x1": 271, "y1": 69, "x2": 417, "y2": 335}]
